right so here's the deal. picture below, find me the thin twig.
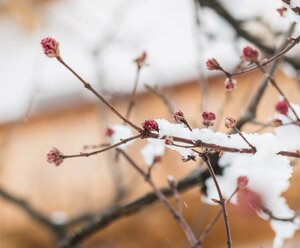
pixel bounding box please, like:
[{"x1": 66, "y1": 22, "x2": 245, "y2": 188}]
[
  {"x1": 0, "y1": 185, "x2": 92, "y2": 240},
  {"x1": 57, "y1": 168, "x2": 209, "y2": 248},
  {"x1": 235, "y1": 23, "x2": 297, "y2": 130},
  {"x1": 255, "y1": 62, "x2": 300, "y2": 121},
  {"x1": 57, "y1": 57, "x2": 142, "y2": 132},
  {"x1": 125, "y1": 66, "x2": 142, "y2": 120},
  {"x1": 233, "y1": 127, "x2": 256, "y2": 151},
  {"x1": 145, "y1": 84, "x2": 175, "y2": 115},
  {"x1": 118, "y1": 150, "x2": 199, "y2": 248},
  {"x1": 197, "y1": 0, "x2": 300, "y2": 70},
  {"x1": 199, "y1": 187, "x2": 238, "y2": 243},
  {"x1": 201, "y1": 153, "x2": 232, "y2": 248},
  {"x1": 62, "y1": 134, "x2": 142, "y2": 159},
  {"x1": 65, "y1": 131, "x2": 299, "y2": 160}
]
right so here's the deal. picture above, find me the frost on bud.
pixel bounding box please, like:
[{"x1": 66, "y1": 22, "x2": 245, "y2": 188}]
[
  {"x1": 202, "y1": 111, "x2": 216, "y2": 127},
  {"x1": 142, "y1": 119, "x2": 159, "y2": 132},
  {"x1": 224, "y1": 117, "x2": 236, "y2": 129},
  {"x1": 206, "y1": 58, "x2": 220, "y2": 70},
  {"x1": 241, "y1": 46, "x2": 259, "y2": 63},
  {"x1": 237, "y1": 176, "x2": 249, "y2": 190},
  {"x1": 41, "y1": 37, "x2": 60, "y2": 58},
  {"x1": 134, "y1": 51, "x2": 147, "y2": 68},
  {"x1": 47, "y1": 147, "x2": 63, "y2": 166},
  {"x1": 105, "y1": 127, "x2": 114, "y2": 137},
  {"x1": 275, "y1": 100, "x2": 289, "y2": 115},
  {"x1": 277, "y1": 7, "x2": 287, "y2": 16},
  {"x1": 224, "y1": 78, "x2": 236, "y2": 91},
  {"x1": 165, "y1": 136, "x2": 174, "y2": 145},
  {"x1": 173, "y1": 110, "x2": 185, "y2": 123}
]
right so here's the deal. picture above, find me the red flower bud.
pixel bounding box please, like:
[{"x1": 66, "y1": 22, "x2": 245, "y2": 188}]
[
  {"x1": 202, "y1": 111, "x2": 216, "y2": 127},
  {"x1": 206, "y1": 58, "x2": 220, "y2": 70},
  {"x1": 275, "y1": 100, "x2": 289, "y2": 115},
  {"x1": 105, "y1": 127, "x2": 114, "y2": 137},
  {"x1": 134, "y1": 51, "x2": 147, "y2": 68},
  {"x1": 173, "y1": 110, "x2": 185, "y2": 123},
  {"x1": 241, "y1": 46, "x2": 259, "y2": 63},
  {"x1": 47, "y1": 148, "x2": 63, "y2": 166},
  {"x1": 225, "y1": 117, "x2": 236, "y2": 129},
  {"x1": 142, "y1": 119, "x2": 159, "y2": 132},
  {"x1": 224, "y1": 78, "x2": 236, "y2": 91},
  {"x1": 41, "y1": 37, "x2": 60, "y2": 58}
]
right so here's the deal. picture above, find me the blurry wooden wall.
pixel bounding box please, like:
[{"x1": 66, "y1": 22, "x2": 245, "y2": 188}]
[{"x1": 0, "y1": 70, "x2": 299, "y2": 248}]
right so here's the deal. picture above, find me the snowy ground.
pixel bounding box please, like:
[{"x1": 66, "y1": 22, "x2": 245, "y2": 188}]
[{"x1": 0, "y1": 0, "x2": 298, "y2": 123}]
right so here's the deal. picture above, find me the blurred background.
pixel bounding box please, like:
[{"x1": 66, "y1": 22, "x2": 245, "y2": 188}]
[{"x1": 0, "y1": 0, "x2": 300, "y2": 247}]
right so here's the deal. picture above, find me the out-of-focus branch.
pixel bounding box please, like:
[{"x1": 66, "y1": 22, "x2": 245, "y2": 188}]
[
  {"x1": 118, "y1": 150, "x2": 199, "y2": 247},
  {"x1": 0, "y1": 185, "x2": 93, "y2": 240},
  {"x1": 145, "y1": 84, "x2": 175, "y2": 115},
  {"x1": 197, "y1": 0, "x2": 300, "y2": 69},
  {"x1": 235, "y1": 23, "x2": 296, "y2": 130},
  {"x1": 200, "y1": 153, "x2": 231, "y2": 248},
  {"x1": 57, "y1": 167, "x2": 212, "y2": 248}
]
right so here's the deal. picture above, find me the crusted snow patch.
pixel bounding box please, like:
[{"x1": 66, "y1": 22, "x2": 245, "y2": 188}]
[
  {"x1": 107, "y1": 124, "x2": 134, "y2": 149},
  {"x1": 141, "y1": 143, "x2": 165, "y2": 166}
]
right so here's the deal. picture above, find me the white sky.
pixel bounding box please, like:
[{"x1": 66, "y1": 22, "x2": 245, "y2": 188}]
[{"x1": 0, "y1": 0, "x2": 297, "y2": 123}]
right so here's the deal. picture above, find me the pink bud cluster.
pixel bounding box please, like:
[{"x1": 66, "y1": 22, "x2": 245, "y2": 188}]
[
  {"x1": 173, "y1": 110, "x2": 185, "y2": 123},
  {"x1": 206, "y1": 58, "x2": 220, "y2": 70},
  {"x1": 241, "y1": 46, "x2": 259, "y2": 63},
  {"x1": 142, "y1": 119, "x2": 159, "y2": 132},
  {"x1": 275, "y1": 100, "x2": 289, "y2": 115},
  {"x1": 224, "y1": 117, "x2": 236, "y2": 129},
  {"x1": 41, "y1": 37, "x2": 60, "y2": 58},
  {"x1": 224, "y1": 78, "x2": 236, "y2": 91},
  {"x1": 105, "y1": 127, "x2": 114, "y2": 137},
  {"x1": 47, "y1": 148, "x2": 63, "y2": 166},
  {"x1": 202, "y1": 111, "x2": 216, "y2": 127}
]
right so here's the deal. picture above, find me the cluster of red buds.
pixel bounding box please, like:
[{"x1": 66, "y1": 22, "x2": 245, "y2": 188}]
[
  {"x1": 202, "y1": 111, "x2": 216, "y2": 127},
  {"x1": 41, "y1": 37, "x2": 60, "y2": 58},
  {"x1": 241, "y1": 46, "x2": 259, "y2": 63},
  {"x1": 224, "y1": 117, "x2": 236, "y2": 129},
  {"x1": 134, "y1": 51, "x2": 147, "y2": 69},
  {"x1": 275, "y1": 99, "x2": 289, "y2": 115},
  {"x1": 142, "y1": 119, "x2": 159, "y2": 132},
  {"x1": 47, "y1": 148, "x2": 64, "y2": 166},
  {"x1": 224, "y1": 78, "x2": 236, "y2": 91},
  {"x1": 105, "y1": 127, "x2": 114, "y2": 137},
  {"x1": 206, "y1": 58, "x2": 221, "y2": 71}
]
